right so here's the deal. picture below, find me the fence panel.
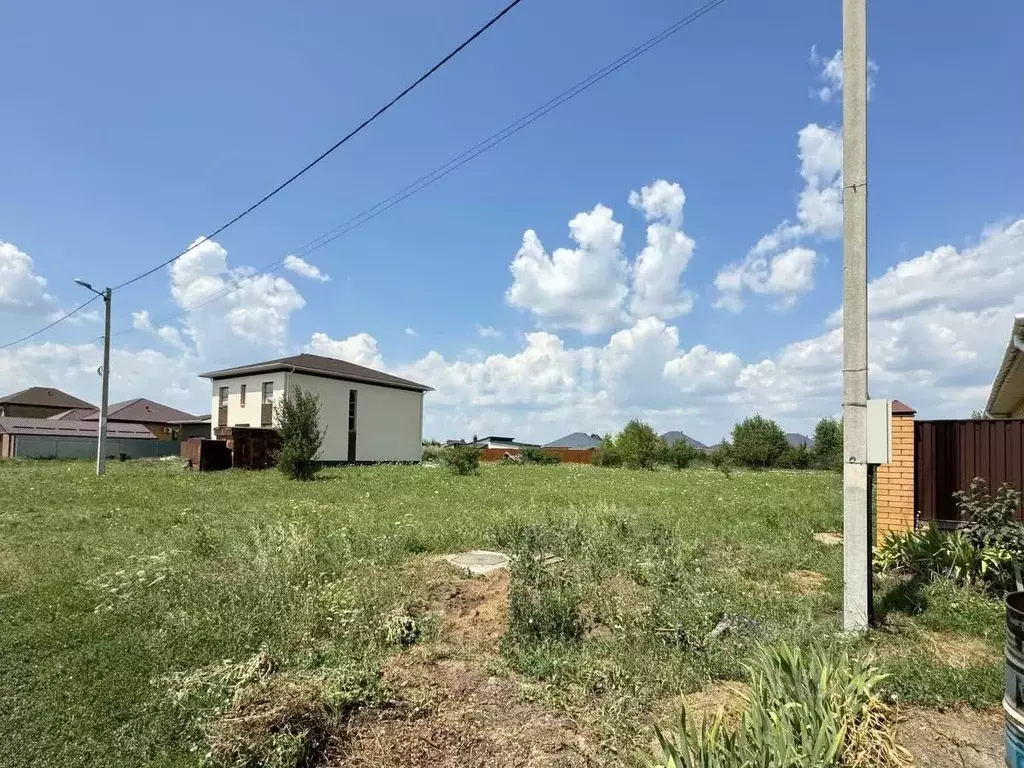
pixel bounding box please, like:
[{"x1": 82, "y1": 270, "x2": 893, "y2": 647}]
[
  {"x1": 478, "y1": 447, "x2": 594, "y2": 464},
  {"x1": 915, "y1": 419, "x2": 1024, "y2": 523}
]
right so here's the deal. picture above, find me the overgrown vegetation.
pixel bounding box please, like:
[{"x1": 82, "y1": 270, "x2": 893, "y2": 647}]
[
  {"x1": 0, "y1": 460, "x2": 1004, "y2": 766},
  {"x1": 813, "y1": 417, "x2": 843, "y2": 470},
  {"x1": 616, "y1": 419, "x2": 663, "y2": 470},
  {"x1": 520, "y1": 445, "x2": 561, "y2": 465},
  {"x1": 274, "y1": 386, "x2": 325, "y2": 481},
  {"x1": 655, "y1": 643, "x2": 908, "y2": 768},
  {"x1": 439, "y1": 443, "x2": 482, "y2": 475},
  {"x1": 875, "y1": 478, "x2": 1024, "y2": 590},
  {"x1": 731, "y1": 415, "x2": 789, "y2": 469}
]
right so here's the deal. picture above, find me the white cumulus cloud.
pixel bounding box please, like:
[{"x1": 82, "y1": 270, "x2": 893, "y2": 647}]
[
  {"x1": 308, "y1": 331, "x2": 384, "y2": 370},
  {"x1": 628, "y1": 180, "x2": 696, "y2": 320},
  {"x1": 283, "y1": 255, "x2": 330, "y2": 282},
  {"x1": 0, "y1": 241, "x2": 55, "y2": 312}
]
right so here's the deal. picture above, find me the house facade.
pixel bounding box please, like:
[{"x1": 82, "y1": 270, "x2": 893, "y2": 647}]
[
  {"x1": 0, "y1": 387, "x2": 94, "y2": 419},
  {"x1": 200, "y1": 353, "x2": 432, "y2": 463},
  {"x1": 986, "y1": 314, "x2": 1024, "y2": 418}
]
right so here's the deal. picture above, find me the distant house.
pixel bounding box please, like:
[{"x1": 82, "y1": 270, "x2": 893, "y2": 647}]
[
  {"x1": 545, "y1": 432, "x2": 601, "y2": 450},
  {"x1": 167, "y1": 414, "x2": 212, "y2": 440},
  {"x1": 660, "y1": 431, "x2": 708, "y2": 450},
  {"x1": 0, "y1": 417, "x2": 160, "y2": 459},
  {"x1": 53, "y1": 398, "x2": 201, "y2": 441},
  {"x1": 986, "y1": 314, "x2": 1024, "y2": 418},
  {"x1": 786, "y1": 433, "x2": 813, "y2": 449},
  {"x1": 0, "y1": 387, "x2": 94, "y2": 419},
  {"x1": 467, "y1": 435, "x2": 540, "y2": 450},
  {"x1": 200, "y1": 353, "x2": 432, "y2": 463}
]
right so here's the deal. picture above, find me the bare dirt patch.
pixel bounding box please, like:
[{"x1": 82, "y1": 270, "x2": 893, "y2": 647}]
[
  {"x1": 785, "y1": 570, "x2": 827, "y2": 594},
  {"x1": 430, "y1": 569, "x2": 510, "y2": 648},
  {"x1": 922, "y1": 631, "x2": 1001, "y2": 669},
  {"x1": 813, "y1": 532, "x2": 843, "y2": 546},
  {"x1": 331, "y1": 651, "x2": 595, "y2": 767},
  {"x1": 897, "y1": 706, "x2": 1003, "y2": 767}
]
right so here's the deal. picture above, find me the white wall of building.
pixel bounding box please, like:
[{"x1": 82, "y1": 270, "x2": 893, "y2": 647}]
[
  {"x1": 286, "y1": 373, "x2": 424, "y2": 462},
  {"x1": 209, "y1": 372, "x2": 287, "y2": 434}
]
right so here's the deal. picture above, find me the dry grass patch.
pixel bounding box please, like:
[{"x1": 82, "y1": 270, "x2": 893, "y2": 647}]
[
  {"x1": 896, "y1": 705, "x2": 1003, "y2": 767},
  {"x1": 785, "y1": 569, "x2": 828, "y2": 594},
  {"x1": 922, "y1": 631, "x2": 1000, "y2": 669}
]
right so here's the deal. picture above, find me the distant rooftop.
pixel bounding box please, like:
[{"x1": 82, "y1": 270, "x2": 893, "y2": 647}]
[
  {"x1": 200, "y1": 353, "x2": 432, "y2": 392},
  {"x1": 0, "y1": 386, "x2": 94, "y2": 410},
  {"x1": 0, "y1": 417, "x2": 155, "y2": 439}
]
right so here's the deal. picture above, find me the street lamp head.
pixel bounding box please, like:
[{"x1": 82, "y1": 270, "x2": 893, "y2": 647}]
[{"x1": 74, "y1": 278, "x2": 94, "y2": 291}]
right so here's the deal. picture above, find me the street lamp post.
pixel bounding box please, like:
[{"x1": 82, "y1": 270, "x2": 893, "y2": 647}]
[{"x1": 75, "y1": 279, "x2": 112, "y2": 476}]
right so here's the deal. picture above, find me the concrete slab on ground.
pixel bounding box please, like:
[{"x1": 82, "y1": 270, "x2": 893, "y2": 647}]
[{"x1": 443, "y1": 550, "x2": 510, "y2": 576}]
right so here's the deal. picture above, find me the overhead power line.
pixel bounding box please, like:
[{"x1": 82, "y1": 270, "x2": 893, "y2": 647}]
[
  {"x1": 107, "y1": 0, "x2": 729, "y2": 341},
  {"x1": 0, "y1": 297, "x2": 101, "y2": 351},
  {"x1": 0, "y1": 0, "x2": 526, "y2": 351}
]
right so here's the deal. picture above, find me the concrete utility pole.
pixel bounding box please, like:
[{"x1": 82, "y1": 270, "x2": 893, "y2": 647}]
[
  {"x1": 842, "y1": 0, "x2": 870, "y2": 631},
  {"x1": 75, "y1": 279, "x2": 112, "y2": 476}
]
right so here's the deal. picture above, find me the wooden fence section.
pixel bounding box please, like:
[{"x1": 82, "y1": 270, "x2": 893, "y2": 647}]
[
  {"x1": 478, "y1": 447, "x2": 594, "y2": 464},
  {"x1": 915, "y1": 419, "x2": 1024, "y2": 523}
]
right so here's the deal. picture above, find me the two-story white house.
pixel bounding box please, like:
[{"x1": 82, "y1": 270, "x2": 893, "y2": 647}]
[{"x1": 200, "y1": 353, "x2": 432, "y2": 463}]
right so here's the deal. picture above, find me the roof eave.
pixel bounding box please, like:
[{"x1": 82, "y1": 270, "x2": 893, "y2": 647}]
[
  {"x1": 200, "y1": 363, "x2": 432, "y2": 392},
  {"x1": 985, "y1": 315, "x2": 1024, "y2": 416}
]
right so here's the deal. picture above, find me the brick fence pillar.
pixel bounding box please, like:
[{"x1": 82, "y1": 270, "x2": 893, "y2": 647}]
[{"x1": 875, "y1": 400, "x2": 916, "y2": 540}]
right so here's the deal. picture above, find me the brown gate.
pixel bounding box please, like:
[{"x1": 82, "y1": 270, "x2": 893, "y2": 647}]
[{"x1": 915, "y1": 419, "x2": 1024, "y2": 523}]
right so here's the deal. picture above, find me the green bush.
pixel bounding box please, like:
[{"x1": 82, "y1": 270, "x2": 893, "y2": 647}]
[
  {"x1": 440, "y1": 444, "x2": 481, "y2": 475},
  {"x1": 874, "y1": 524, "x2": 1013, "y2": 589},
  {"x1": 274, "y1": 386, "x2": 325, "y2": 481},
  {"x1": 731, "y1": 415, "x2": 788, "y2": 469},
  {"x1": 707, "y1": 442, "x2": 733, "y2": 476},
  {"x1": 654, "y1": 643, "x2": 907, "y2": 768},
  {"x1": 421, "y1": 444, "x2": 444, "y2": 463},
  {"x1": 615, "y1": 419, "x2": 663, "y2": 470},
  {"x1": 778, "y1": 444, "x2": 812, "y2": 469},
  {"x1": 813, "y1": 417, "x2": 843, "y2": 470},
  {"x1": 591, "y1": 435, "x2": 622, "y2": 467},
  {"x1": 520, "y1": 446, "x2": 560, "y2": 465},
  {"x1": 663, "y1": 439, "x2": 699, "y2": 470},
  {"x1": 957, "y1": 477, "x2": 1024, "y2": 554}
]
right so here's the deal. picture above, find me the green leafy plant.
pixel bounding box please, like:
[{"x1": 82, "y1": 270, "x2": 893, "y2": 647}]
[
  {"x1": 615, "y1": 420, "x2": 664, "y2": 470},
  {"x1": 520, "y1": 446, "x2": 560, "y2": 465},
  {"x1": 778, "y1": 444, "x2": 812, "y2": 470},
  {"x1": 662, "y1": 439, "x2": 699, "y2": 470},
  {"x1": 957, "y1": 477, "x2": 1024, "y2": 554},
  {"x1": 440, "y1": 444, "x2": 482, "y2": 475},
  {"x1": 591, "y1": 434, "x2": 622, "y2": 467},
  {"x1": 874, "y1": 525, "x2": 1014, "y2": 589},
  {"x1": 707, "y1": 443, "x2": 733, "y2": 477},
  {"x1": 274, "y1": 386, "x2": 325, "y2": 481},
  {"x1": 730, "y1": 416, "x2": 788, "y2": 469},
  {"x1": 812, "y1": 417, "x2": 843, "y2": 470},
  {"x1": 654, "y1": 643, "x2": 908, "y2": 768},
  {"x1": 421, "y1": 444, "x2": 444, "y2": 463}
]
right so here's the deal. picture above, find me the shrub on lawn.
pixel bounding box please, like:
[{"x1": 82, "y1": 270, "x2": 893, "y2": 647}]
[
  {"x1": 520, "y1": 446, "x2": 561, "y2": 465},
  {"x1": 440, "y1": 444, "x2": 482, "y2": 475},
  {"x1": 421, "y1": 444, "x2": 444, "y2": 463},
  {"x1": 615, "y1": 419, "x2": 663, "y2": 470},
  {"x1": 731, "y1": 415, "x2": 788, "y2": 469},
  {"x1": 778, "y1": 444, "x2": 812, "y2": 470},
  {"x1": 654, "y1": 643, "x2": 908, "y2": 767},
  {"x1": 591, "y1": 434, "x2": 622, "y2": 467},
  {"x1": 662, "y1": 439, "x2": 699, "y2": 470},
  {"x1": 813, "y1": 417, "x2": 843, "y2": 470},
  {"x1": 874, "y1": 524, "x2": 1013, "y2": 589},
  {"x1": 504, "y1": 527, "x2": 583, "y2": 645},
  {"x1": 707, "y1": 442, "x2": 733, "y2": 476},
  {"x1": 957, "y1": 477, "x2": 1024, "y2": 554},
  {"x1": 275, "y1": 386, "x2": 325, "y2": 481}
]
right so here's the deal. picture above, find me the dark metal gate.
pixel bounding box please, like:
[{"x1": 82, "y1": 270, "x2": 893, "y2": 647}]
[{"x1": 915, "y1": 419, "x2": 1024, "y2": 523}]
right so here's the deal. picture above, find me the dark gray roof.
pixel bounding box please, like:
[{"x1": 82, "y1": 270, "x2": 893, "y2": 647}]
[
  {"x1": 0, "y1": 386, "x2": 94, "y2": 410},
  {"x1": 200, "y1": 353, "x2": 432, "y2": 393},
  {"x1": 51, "y1": 407, "x2": 99, "y2": 421},
  {"x1": 98, "y1": 398, "x2": 199, "y2": 424},
  {"x1": 544, "y1": 432, "x2": 601, "y2": 449},
  {"x1": 660, "y1": 431, "x2": 708, "y2": 450},
  {"x1": 0, "y1": 417, "x2": 155, "y2": 439},
  {"x1": 786, "y1": 433, "x2": 813, "y2": 448}
]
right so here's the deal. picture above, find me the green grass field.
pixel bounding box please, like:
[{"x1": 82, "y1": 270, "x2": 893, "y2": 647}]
[{"x1": 0, "y1": 460, "x2": 1004, "y2": 766}]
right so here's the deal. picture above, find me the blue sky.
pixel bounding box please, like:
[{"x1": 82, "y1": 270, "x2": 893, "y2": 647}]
[{"x1": 2, "y1": 0, "x2": 1023, "y2": 444}]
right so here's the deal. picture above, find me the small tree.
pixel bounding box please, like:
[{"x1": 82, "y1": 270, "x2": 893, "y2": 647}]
[
  {"x1": 731, "y1": 415, "x2": 788, "y2": 469},
  {"x1": 616, "y1": 419, "x2": 663, "y2": 470},
  {"x1": 664, "y1": 439, "x2": 699, "y2": 470},
  {"x1": 591, "y1": 434, "x2": 622, "y2": 467},
  {"x1": 275, "y1": 385, "x2": 325, "y2": 480},
  {"x1": 441, "y1": 444, "x2": 481, "y2": 475},
  {"x1": 778, "y1": 443, "x2": 812, "y2": 469},
  {"x1": 812, "y1": 417, "x2": 843, "y2": 470}
]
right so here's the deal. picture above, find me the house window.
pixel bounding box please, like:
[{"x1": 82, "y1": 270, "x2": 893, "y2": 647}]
[
  {"x1": 240, "y1": 384, "x2": 246, "y2": 407},
  {"x1": 219, "y1": 387, "x2": 229, "y2": 406},
  {"x1": 218, "y1": 386, "x2": 229, "y2": 427},
  {"x1": 261, "y1": 382, "x2": 274, "y2": 427},
  {"x1": 348, "y1": 389, "x2": 357, "y2": 431}
]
